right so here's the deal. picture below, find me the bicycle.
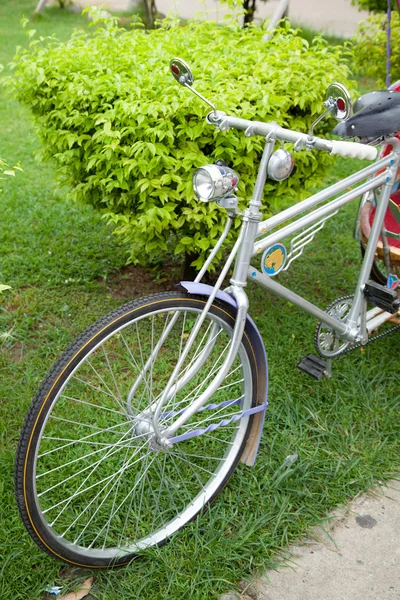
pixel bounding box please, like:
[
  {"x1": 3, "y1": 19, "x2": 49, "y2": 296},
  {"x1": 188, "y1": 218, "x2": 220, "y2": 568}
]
[{"x1": 14, "y1": 58, "x2": 400, "y2": 568}]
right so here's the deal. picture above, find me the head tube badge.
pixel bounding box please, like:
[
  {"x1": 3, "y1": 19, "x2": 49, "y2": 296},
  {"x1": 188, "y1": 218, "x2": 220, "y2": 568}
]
[{"x1": 261, "y1": 244, "x2": 287, "y2": 276}]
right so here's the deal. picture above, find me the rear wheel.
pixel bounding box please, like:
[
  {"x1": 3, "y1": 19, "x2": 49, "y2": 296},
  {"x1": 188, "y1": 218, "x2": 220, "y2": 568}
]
[
  {"x1": 15, "y1": 292, "x2": 258, "y2": 567},
  {"x1": 359, "y1": 189, "x2": 400, "y2": 286}
]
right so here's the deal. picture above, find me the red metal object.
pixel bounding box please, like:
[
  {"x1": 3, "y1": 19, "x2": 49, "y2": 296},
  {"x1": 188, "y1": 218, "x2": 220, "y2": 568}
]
[
  {"x1": 336, "y1": 97, "x2": 346, "y2": 112},
  {"x1": 369, "y1": 191, "x2": 400, "y2": 249},
  {"x1": 171, "y1": 65, "x2": 180, "y2": 75}
]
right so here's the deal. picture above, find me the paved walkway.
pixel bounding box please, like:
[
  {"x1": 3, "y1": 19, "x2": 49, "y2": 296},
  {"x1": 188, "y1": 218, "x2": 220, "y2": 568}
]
[
  {"x1": 220, "y1": 482, "x2": 400, "y2": 600},
  {"x1": 156, "y1": 0, "x2": 369, "y2": 37},
  {"x1": 74, "y1": 0, "x2": 369, "y2": 38}
]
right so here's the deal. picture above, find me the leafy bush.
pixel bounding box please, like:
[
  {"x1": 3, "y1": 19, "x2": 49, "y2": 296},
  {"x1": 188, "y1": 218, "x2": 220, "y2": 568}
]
[
  {"x1": 352, "y1": 0, "x2": 398, "y2": 12},
  {"x1": 0, "y1": 157, "x2": 21, "y2": 193},
  {"x1": 0, "y1": 157, "x2": 21, "y2": 294},
  {"x1": 353, "y1": 11, "x2": 400, "y2": 86},
  {"x1": 8, "y1": 12, "x2": 354, "y2": 269}
]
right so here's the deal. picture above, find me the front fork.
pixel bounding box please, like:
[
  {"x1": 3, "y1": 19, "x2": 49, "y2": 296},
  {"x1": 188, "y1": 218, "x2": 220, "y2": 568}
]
[
  {"x1": 155, "y1": 221, "x2": 256, "y2": 443},
  {"x1": 152, "y1": 141, "x2": 274, "y2": 445}
]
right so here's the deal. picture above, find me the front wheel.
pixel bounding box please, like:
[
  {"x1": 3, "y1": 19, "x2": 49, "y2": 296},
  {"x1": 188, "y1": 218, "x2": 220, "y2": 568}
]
[{"x1": 15, "y1": 291, "x2": 259, "y2": 567}]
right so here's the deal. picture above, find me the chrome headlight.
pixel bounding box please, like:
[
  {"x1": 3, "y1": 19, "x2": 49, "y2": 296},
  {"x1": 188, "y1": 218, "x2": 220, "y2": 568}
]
[{"x1": 193, "y1": 164, "x2": 239, "y2": 202}]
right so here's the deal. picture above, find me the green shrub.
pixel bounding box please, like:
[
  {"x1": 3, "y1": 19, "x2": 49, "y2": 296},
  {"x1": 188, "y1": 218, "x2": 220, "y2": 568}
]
[
  {"x1": 0, "y1": 157, "x2": 22, "y2": 193},
  {"x1": 0, "y1": 157, "x2": 21, "y2": 294},
  {"x1": 353, "y1": 11, "x2": 400, "y2": 86},
  {"x1": 7, "y1": 11, "x2": 355, "y2": 269},
  {"x1": 352, "y1": 0, "x2": 398, "y2": 12}
]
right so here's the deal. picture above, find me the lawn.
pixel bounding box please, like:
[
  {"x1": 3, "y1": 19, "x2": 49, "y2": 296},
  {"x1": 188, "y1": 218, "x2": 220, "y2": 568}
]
[{"x1": 1, "y1": 3, "x2": 399, "y2": 600}]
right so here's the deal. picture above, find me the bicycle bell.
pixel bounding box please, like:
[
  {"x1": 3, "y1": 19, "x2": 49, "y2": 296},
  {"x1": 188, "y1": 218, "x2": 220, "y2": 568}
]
[{"x1": 267, "y1": 148, "x2": 294, "y2": 181}]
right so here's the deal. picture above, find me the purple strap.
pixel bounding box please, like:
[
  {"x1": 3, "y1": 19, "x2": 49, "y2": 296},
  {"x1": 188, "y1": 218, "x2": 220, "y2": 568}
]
[
  {"x1": 169, "y1": 402, "x2": 267, "y2": 444},
  {"x1": 387, "y1": 0, "x2": 392, "y2": 89},
  {"x1": 161, "y1": 397, "x2": 241, "y2": 420}
]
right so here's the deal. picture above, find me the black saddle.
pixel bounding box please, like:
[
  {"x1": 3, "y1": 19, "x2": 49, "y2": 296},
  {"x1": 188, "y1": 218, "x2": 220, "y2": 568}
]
[{"x1": 333, "y1": 90, "x2": 400, "y2": 140}]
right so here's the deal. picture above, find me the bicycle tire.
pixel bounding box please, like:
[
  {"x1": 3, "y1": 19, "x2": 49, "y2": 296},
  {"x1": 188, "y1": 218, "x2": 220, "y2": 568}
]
[
  {"x1": 15, "y1": 291, "x2": 259, "y2": 568},
  {"x1": 360, "y1": 241, "x2": 388, "y2": 286}
]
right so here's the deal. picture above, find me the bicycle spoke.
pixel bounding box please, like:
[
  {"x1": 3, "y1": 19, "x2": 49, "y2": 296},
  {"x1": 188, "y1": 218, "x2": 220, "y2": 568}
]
[
  {"x1": 71, "y1": 374, "x2": 118, "y2": 400},
  {"x1": 37, "y1": 437, "x2": 134, "y2": 479},
  {"x1": 120, "y1": 332, "x2": 156, "y2": 407},
  {"x1": 169, "y1": 452, "x2": 215, "y2": 477},
  {"x1": 39, "y1": 425, "x2": 137, "y2": 498},
  {"x1": 48, "y1": 415, "x2": 126, "y2": 435},
  {"x1": 132, "y1": 450, "x2": 152, "y2": 541},
  {"x1": 86, "y1": 357, "x2": 127, "y2": 416},
  {"x1": 88, "y1": 453, "x2": 159, "y2": 549},
  {"x1": 73, "y1": 443, "x2": 138, "y2": 546},
  {"x1": 38, "y1": 420, "x2": 130, "y2": 457},
  {"x1": 46, "y1": 438, "x2": 149, "y2": 521},
  {"x1": 60, "y1": 393, "x2": 126, "y2": 417}
]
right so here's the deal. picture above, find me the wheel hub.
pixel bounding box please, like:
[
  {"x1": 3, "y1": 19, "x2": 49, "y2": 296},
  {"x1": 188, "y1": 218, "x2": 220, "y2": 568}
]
[{"x1": 132, "y1": 417, "x2": 171, "y2": 452}]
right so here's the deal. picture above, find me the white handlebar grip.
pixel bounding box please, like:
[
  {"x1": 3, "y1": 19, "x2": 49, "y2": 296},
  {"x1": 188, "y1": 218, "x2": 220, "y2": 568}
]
[{"x1": 329, "y1": 140, "x2": 378, "y2": 161}]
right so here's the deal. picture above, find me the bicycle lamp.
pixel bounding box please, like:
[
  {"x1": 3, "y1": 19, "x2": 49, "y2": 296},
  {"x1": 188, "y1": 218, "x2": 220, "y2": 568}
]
[{"x1": 193, "y1": 164, "x2": 239, "y2": 202}]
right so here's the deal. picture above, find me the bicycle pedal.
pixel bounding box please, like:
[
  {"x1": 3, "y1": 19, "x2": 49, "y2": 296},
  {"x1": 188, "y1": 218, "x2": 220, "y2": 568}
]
[
  {"x1": 363, "y1": 281, "x2": 400, "y2": 314},
  {"x1": 296, "y1": 354, "x2": 329, "y2": 380}
]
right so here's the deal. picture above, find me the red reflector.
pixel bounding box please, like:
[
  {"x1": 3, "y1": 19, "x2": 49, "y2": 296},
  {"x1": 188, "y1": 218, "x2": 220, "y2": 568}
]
[
  {"x1": 232, "y1": 177, "x2": 238, "y2": 186},
  {"x1": 171, "y1": 65, "x2": 180, "y2": 75},
  {"x1": 336, "y1": 97, "x2": 346, "y2": 112}
]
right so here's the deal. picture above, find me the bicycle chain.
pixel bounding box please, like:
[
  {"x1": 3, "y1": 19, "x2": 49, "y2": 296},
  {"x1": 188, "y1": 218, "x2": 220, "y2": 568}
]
[
  {"x1": 337, "y1": 321, "x2": 400, "y2": 356},
  {"x1": 314, "y1": 295, "x2": 400, "y2": 359}
]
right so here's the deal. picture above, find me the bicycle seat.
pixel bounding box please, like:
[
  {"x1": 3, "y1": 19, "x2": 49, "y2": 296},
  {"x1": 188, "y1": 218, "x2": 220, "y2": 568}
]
[{"x1": 332, "y1": 90, "x2": 400, "y2": 140}]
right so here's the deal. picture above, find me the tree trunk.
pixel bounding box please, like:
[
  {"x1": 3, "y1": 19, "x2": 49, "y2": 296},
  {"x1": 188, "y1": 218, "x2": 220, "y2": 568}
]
[
  {"x1": 243, "y1": 0, "x2": 257, "y2": 25},
  {"x1": 182, "y1": 251, "x2": 200, "y2": 281},
  {"x1": 143, "y1": 0, "x2": 158, "y2": 28}
]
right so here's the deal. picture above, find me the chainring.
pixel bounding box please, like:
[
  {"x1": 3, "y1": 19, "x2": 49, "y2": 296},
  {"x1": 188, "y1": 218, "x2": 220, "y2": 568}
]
[
  {"x1": 314, "y1": 295, "x2": 355, "y2": 358},
  {"x1": 315, "y1": 294, "x2": 400, "y2": 359}
]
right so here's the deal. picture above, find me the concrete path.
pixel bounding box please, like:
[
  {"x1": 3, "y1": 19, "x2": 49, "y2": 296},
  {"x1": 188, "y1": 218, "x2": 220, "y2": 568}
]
[
  {"x1": 73, "y1": 0, "x2": 369, "y2": 38},
  {"x1": 221, "y1": 481, "x2": 400, "y2": 600},
  {"x1": 155, "y1": 0, "x2": 369, "y2": 37}
]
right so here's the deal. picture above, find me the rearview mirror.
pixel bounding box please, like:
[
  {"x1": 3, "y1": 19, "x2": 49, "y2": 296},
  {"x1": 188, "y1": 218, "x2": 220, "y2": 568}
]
[
  {"x1": 170, "y1": 58, "x2": 194, "y2": 87},
  {"x1": 325, "y1": 83, "x2": 352, "y2": 121},
  {"x1": 169, "y1": 57, "x2": 218, "y2": 115}
]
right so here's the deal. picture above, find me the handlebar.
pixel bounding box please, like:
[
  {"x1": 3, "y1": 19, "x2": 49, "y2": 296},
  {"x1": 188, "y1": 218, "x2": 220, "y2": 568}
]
[
  {"x1": 328, "y1": 140, "x2": 377, "y2": 160},
  {"x1": 207, "y1": 111, "x2": 378, "y2": 162}
]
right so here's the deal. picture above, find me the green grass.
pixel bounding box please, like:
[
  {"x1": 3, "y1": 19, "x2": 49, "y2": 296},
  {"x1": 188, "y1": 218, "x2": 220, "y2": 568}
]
[{"x1": 1, "y1": 4, "x2": 399, "y2": 600}]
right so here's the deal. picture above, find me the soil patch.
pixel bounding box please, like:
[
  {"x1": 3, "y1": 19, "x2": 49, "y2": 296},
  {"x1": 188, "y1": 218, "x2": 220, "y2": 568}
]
[{"x1": 100, "y1": 264, "x2": 175, "y2": 299}]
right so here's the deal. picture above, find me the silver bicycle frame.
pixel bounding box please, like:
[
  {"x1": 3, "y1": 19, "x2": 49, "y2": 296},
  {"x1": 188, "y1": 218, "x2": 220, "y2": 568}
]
[{"x1": 154, "y1": 117, "x2": 400, "y2": 443}]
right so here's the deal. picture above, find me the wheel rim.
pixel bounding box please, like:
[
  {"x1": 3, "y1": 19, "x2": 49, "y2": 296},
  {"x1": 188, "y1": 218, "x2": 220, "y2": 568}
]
[{"x1": 30, "y1": 304, "x2": 253, "y2": 561}]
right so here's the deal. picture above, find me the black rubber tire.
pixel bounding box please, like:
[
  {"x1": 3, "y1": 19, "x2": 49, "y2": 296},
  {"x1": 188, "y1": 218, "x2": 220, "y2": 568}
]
[
  {"x1": 15, "y1": 291, "x2": 259, "y2": 568},
  {"x1": 360, "y1": 241, "x2": 388, "y2": 286}
]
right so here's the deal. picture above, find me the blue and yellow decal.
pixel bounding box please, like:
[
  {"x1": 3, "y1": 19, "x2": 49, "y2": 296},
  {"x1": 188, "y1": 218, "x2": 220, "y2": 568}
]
[{"x1": 261, "y1": 243, "x2": 287, "y2": 276}]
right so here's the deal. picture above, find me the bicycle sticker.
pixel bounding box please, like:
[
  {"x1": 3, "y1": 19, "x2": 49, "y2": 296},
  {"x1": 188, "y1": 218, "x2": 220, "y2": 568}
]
[
  {"x1": 387, "y1": 273, "x2": 400, "y2": 290},
  {"x1": 261, "y1": 243, "x2": 287, "y2": 276}
]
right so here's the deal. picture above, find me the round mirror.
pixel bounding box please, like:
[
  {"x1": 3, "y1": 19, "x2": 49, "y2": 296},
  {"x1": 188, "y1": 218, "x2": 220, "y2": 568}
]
[
  {"x1": 325, "y1": 83, "x2": 352, "y2": 121},
  {"x1": 170, "y1": 58, "x2": 194, "y2": 87}
]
